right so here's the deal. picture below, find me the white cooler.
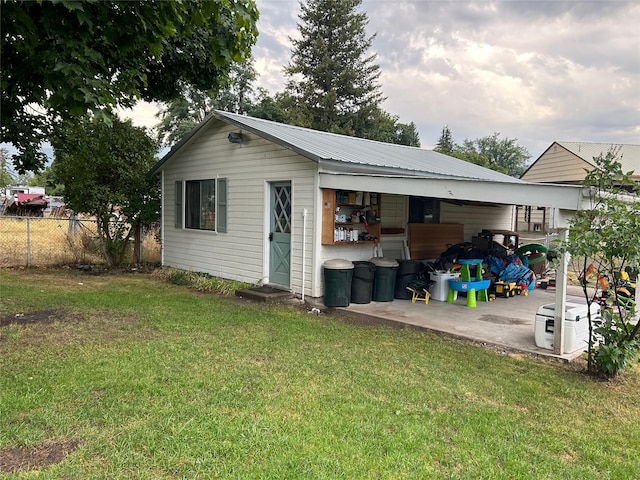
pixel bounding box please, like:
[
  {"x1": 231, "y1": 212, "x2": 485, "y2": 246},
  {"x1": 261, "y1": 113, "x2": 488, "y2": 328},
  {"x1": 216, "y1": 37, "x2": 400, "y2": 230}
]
[
  {"x1": 534, "y1": 302, "x2": 600, "y2": 353},
  {"x1": 429, "y1": 271, "x2": 460, "y2": 302}
]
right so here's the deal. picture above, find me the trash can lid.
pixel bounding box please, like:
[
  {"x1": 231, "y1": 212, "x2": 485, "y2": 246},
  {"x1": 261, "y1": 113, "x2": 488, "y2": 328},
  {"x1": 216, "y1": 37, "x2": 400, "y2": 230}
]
[
  {"x1": 323, "y1": 259, "x2": 354, "y2": 269},
  {"x1": 369, "y1": 257, "x2": 399, "y2": 267}
]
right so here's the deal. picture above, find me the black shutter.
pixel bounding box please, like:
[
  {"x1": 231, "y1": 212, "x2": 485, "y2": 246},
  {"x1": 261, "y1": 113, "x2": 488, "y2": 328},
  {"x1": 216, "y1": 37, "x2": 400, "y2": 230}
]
[{"x1": 217, "y1": 178, "x2": 227, "y2": 233}]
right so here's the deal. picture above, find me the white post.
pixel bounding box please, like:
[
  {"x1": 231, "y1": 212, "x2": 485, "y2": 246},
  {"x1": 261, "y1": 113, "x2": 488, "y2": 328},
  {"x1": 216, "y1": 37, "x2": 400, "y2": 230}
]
[{"x1": 553, "y1": 228, "x2": 569, "y2": 355}]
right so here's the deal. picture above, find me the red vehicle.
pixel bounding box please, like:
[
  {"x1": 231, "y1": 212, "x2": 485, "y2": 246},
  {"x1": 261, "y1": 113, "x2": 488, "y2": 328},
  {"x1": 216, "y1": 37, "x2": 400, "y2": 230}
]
[{"x1": 3, "y1": 193, "x2": 49, "y2": 216}]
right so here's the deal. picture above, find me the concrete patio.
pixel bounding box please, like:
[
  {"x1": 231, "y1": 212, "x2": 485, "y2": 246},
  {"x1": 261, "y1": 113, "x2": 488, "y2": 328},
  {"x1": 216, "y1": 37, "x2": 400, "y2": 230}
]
[{"x1": 309, "y1": 285, "x2": 591, "y2": 362}]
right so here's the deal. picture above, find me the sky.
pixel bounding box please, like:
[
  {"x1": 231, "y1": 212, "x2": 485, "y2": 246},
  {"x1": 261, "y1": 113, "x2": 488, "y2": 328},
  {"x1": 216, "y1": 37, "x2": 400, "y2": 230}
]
[
  {"x1": 6, "y1": 0, "x2": 640, "y2": 168},
  {"x1": 127, "y1": 0, "x2": 640, "y2": 159},
  {"x1": 241, "y1": 0, "x2": 640, "y2": 159}
]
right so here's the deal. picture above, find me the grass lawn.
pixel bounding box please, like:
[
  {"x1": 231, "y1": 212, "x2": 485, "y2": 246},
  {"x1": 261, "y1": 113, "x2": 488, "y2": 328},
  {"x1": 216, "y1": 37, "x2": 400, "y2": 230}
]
[{"x1": 1, "y1": 269, "x2": 639, "y2": 479}]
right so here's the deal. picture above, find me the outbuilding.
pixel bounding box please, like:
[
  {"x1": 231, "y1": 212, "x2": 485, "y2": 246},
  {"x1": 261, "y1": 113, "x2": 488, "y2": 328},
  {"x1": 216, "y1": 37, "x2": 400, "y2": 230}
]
[{"x1": 150, "y1": 111, "x2": 594, "y2": 354}]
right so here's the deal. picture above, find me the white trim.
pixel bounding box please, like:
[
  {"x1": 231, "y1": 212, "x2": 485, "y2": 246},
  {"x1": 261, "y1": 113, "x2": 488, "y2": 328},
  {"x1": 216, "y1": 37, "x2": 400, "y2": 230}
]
[
  {"x1": 262, "y1": 181, "x2": 270, "y2": 284},
  {"x1": 319, "y1": 173, "x2": 586, "y2": 211},
  {"x1": 312, "y1": 174, "x2": 323, "y2": 298},
  {"x1": 289, "y1": 179, "x2": 295, "y2": 291}
]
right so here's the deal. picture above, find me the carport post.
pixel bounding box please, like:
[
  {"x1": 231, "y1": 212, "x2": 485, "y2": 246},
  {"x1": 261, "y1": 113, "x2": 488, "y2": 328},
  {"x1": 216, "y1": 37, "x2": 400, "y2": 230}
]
[{"x1": 553, "y1": 228, "x2": 569, "y2": 355}]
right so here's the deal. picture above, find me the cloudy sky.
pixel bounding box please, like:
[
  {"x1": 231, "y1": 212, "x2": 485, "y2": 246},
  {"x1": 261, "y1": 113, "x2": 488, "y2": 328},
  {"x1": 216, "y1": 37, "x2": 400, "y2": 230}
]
[
  {"x1": 242, "y1": 0, "x2": 639, "y2": 159},
  {"x1": 10, "y1": 0, "x2": 638, "y2": 167}
]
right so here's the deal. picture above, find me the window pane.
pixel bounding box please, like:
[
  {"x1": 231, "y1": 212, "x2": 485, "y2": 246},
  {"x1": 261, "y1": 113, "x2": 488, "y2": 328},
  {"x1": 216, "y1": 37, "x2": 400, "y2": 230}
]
[
  {"x1": 185, "y1": 180, "x2": 216, "y2": 230},
  {"x1": 408, "y1": 197, "x2": 440, "y2": 224},
  {"x1": 186, "y1": 181, "x2": 200, "y2": 229},
  {"x1": 200, "y1": 180, "x2": 215, "y2": 230}
]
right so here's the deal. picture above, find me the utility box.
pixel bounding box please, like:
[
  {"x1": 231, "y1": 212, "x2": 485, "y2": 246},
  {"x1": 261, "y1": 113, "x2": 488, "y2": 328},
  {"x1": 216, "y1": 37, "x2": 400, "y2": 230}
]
[{"x1": 534, "y1": 303, "x2": 600, "y2": 353}]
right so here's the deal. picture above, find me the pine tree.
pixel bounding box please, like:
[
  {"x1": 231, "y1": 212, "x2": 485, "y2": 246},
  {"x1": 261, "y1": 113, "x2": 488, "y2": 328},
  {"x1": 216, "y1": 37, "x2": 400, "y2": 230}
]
[
  {"x1": 284, "y1": 0, "x2": 384, "y2": 136},
  {"x1": 434, "y1": 126, "x2": 457, "y2": 154}
]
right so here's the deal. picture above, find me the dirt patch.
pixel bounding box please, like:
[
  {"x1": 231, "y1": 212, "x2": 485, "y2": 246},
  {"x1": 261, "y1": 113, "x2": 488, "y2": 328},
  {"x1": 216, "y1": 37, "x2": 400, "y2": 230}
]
[
  {"x1": 0, "y1": 309, "x2": 153, "y2": 353},
  {"x1": 0, "y1": 438, "x2": 80, "y2": 474},
  {"x1": 0, "y1": 310, "x2": 66, "y2": 327}
]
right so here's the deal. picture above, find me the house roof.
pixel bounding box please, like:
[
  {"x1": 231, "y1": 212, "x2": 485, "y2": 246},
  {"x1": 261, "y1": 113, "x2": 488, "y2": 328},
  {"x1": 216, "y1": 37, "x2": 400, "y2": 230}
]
[
  {"x1": 217, "y1": 111, "x2": 525, "y2": 183},
  {"x1": 556, "y1": 141, "x2": 640, "y2": 175},
  {"x1": 152, "y1": 110, "x2": 522, "y2": 184},
  {"x1": 523, "y1": 141, "x2": 640, "y2": 179},
  {"x1": 151, "y1": 110, "x2": 588, "y2": 212}
]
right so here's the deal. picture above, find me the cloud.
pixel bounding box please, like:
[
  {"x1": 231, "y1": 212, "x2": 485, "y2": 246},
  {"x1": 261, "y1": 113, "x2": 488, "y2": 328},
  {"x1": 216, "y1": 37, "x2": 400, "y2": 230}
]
[
  {"x1": 116, "y1": 101, "x2": 161, "y2": 131},
  {"x1": 252, "y1": 0, "x2": 640, "y2": 156}
]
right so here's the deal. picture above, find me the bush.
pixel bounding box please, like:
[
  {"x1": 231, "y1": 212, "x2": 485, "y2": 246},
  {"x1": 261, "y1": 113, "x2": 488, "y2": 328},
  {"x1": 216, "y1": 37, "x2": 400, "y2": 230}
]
[
  {"x1": 157, "y1": 268, "x2": 255, "y2": 295},
  {"x1": 593, "y1": 309, "x2": 640, "y2": 377},
  {"x1": 562, "y1": 148, "x2": 640, "y2": 377}
]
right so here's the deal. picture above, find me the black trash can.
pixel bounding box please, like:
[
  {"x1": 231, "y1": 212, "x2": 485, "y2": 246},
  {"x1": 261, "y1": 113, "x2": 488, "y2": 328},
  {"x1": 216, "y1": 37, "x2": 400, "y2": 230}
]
[
  {"x1": 370, "y1": 257, "x2": 399, "y2": 302},
  {"x1": 323, "y1": 259, "x2": 354, "y2": 307},
  {"x1": 351, "y1": 261, "x2": 376, "y2": 304},
  {"x1": 394, "y1": 259, "x2": 424, "y2": 300}
]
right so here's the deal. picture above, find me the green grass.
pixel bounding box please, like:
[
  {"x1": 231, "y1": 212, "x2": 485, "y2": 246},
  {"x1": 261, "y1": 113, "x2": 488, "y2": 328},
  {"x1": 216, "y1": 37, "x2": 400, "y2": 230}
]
[{"x1": 1, "y1": 269, "x2": 639, "y2": 479}]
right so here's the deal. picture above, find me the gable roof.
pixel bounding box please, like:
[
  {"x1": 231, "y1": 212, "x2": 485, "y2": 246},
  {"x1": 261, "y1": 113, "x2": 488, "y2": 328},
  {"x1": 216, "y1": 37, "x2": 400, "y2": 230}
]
[
  {"x1": 522, "y1": 141, "x2": 639, "y2": 179},
  {"x1": 152, "y1": 110, "x2": 523, "y2": 184},
  {"x1": 557, "y1": 141, "x2": 639, "y2": 173}
]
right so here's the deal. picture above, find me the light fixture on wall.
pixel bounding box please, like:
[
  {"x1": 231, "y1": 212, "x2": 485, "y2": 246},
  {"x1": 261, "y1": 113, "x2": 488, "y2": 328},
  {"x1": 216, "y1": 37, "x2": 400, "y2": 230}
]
[{"x1": 228, "y1": 132, "x2": 243, "y2": 144}]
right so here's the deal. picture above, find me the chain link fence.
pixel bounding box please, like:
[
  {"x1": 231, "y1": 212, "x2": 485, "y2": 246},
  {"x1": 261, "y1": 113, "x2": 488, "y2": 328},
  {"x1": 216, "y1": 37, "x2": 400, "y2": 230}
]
[{"x1": 0, "y1": 216, "x2": 161, "y2": 268}]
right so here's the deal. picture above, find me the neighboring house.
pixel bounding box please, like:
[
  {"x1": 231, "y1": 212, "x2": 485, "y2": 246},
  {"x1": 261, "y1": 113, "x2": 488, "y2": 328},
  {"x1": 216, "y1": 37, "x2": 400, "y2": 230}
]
[
  {"x1": 517, "y1": 142, "x2": 640, "y2": 233},
  {"x1": 150, "y1": 111, "x2": 586, "y2": 300}
]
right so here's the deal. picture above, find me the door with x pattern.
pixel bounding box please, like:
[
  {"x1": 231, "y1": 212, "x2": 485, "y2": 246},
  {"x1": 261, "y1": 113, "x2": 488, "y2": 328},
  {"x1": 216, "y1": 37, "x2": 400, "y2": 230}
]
[{"x1": 269, "y1": 182, "x2": 291, "y2": 287}]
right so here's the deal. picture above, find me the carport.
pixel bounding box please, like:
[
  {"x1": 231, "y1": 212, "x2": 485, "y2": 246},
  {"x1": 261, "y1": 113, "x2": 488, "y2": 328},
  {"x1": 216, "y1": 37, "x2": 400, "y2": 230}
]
[
  {"x1": 318, "y1": 172, "x2": 590, "y2": 356},
  {"x1": 317, "y1": 284, "x2": 590, "y2": 361},
  {"x1": 156, "y1": 110, "x2": 592, "y2": 356}
]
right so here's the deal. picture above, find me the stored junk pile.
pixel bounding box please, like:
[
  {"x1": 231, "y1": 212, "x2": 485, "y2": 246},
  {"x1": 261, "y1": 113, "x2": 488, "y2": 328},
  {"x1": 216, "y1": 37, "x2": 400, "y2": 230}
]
[
  {"x1": 424, "y1": 230, "x2": 551, "y2": 301},
  {"x1": 1, "y1": 193, "x2": 49, "y2": 217}
]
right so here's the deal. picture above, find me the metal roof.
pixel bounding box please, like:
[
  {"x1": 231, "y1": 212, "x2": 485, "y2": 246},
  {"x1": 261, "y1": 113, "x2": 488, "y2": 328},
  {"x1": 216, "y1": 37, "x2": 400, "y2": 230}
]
[
  {"x1": 152, "y1": 110, "x2": 524, "y2": 184},
  {"x1": 217, "y1": 111, "x2": 524, "y2": 183},
  {"x1": 150, "y1": 111, "x2": 591, "y2": 212},
  {"x1": 556, "y1": 141, "x2": 640, "y2": 176}
]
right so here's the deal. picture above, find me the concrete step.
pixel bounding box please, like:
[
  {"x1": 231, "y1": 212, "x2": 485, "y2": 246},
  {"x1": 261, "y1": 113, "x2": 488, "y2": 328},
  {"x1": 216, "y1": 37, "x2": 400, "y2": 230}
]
[{"x1": 235, "y1": 285, "x2": 294, "y2": 303}]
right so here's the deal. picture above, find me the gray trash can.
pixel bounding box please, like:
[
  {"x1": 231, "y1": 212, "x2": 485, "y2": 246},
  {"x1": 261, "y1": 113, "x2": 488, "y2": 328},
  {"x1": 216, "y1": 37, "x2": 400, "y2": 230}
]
[
  {"x1": 370, "y1": 257, "x2": 399, "y2": 302},
  {"x1": 323, "y1": 259, "x2": 354, "y2": 307}
]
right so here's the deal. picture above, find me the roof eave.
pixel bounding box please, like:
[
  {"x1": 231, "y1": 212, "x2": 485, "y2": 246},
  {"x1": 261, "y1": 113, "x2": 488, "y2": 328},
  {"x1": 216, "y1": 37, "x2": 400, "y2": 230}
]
[{"x1": 319, "y1": 172, "x2": 585, "y2": 210}]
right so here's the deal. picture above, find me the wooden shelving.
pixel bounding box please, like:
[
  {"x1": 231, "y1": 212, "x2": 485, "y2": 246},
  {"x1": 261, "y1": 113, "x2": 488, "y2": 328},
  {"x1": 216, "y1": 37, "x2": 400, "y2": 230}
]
[{"x1": 321, "y1": 189, "x2": 381, "y2": 245}]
